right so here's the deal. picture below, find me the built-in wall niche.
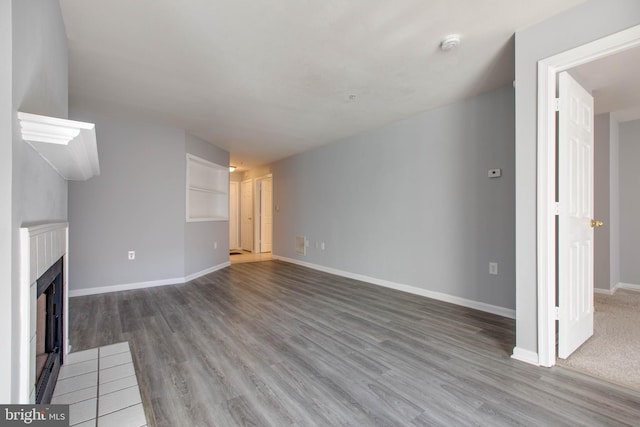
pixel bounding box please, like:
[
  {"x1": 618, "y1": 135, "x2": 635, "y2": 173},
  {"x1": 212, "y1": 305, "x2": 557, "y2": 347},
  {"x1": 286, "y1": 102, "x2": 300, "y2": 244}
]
[{"x1": 186, "y1": 153, "x2": 229, "y2": 222}]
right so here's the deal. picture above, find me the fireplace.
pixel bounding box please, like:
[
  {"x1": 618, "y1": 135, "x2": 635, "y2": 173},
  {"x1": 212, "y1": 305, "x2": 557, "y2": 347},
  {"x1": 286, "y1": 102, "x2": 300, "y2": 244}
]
[
  {"x1": 34, "y1": 257, "x2": 64, "y2": 404},
  {"x1": 18, "y1": 222, "x2": 68, "y2": 403}
]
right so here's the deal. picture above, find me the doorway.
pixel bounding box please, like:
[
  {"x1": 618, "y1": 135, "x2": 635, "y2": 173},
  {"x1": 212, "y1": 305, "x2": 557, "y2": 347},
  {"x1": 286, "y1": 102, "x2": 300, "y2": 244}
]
[
  {"x1": 229, "y1": 181, "x2": 240, "y2": 251},
  {"x1": 555, "y1": 57, "x2": 640, "y2": 389},
  {"x1": 231, "y1": 173, "x2": 273, "y2": 264},
  {"x1": 537, "y1": 25, "x2": 640, "y2": 367},
  {"x1": 257, "y1": 175, "x2": 273, "y2": 254},
  {"x1": 240, "y1": 178, "x2": 253, "y2": 252}
]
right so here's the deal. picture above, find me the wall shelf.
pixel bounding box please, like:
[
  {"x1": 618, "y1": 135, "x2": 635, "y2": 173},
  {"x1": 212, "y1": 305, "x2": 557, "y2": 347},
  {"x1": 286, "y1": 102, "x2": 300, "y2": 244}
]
[
  {"x1": 18, "y1": 112, "x2": 100, "y2": 181},
  {"x1": 186, "y1": 154, "x2": 229, "y2": 222}
]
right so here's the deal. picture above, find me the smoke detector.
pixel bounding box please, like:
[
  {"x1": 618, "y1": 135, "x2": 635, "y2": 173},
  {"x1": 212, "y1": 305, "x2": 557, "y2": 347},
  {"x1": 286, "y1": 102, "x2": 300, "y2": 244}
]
[{"x1": 440, "y1": 34, "x2": 461, "y2": 51}]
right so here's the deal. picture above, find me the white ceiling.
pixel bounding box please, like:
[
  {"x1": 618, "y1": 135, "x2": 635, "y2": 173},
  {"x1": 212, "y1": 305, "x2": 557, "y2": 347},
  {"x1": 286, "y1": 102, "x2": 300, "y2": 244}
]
[
  {"x1": 570, "y1": 46, "x2": 640, "y2": 123},
  {"x1": 60, "y1": 0, "x2": 585, "y2": 171}
]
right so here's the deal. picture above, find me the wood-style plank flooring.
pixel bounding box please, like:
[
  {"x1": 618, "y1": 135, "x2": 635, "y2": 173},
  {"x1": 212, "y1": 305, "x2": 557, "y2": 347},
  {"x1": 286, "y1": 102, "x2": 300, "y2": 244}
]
[{"x1": 69, "y1": 261, "x2": 640, "y2": 426}]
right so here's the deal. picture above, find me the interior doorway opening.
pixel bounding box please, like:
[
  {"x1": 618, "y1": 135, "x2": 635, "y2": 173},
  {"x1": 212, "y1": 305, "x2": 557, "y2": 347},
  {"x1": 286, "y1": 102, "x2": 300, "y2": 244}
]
[
  {"x1": 537, "y1": 24, "x2": 640, "y2": 368},
  {"x1": 230, "y1": 172, "x2": 273, "y2": 264}
]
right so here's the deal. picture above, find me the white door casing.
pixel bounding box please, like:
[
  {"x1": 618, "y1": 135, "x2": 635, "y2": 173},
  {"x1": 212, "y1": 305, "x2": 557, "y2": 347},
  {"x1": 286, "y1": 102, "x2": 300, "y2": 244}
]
[
  {"x1": 557, "y1": 71, "x2": 594, "y2": 359},
  {"x1": 229, "y1": 181, "x2": 240, "y2": 250},
  {"x1": 534, "y1": 24, "x2": 640, "y2": 368},
  {"x1": 240, "y1": 179, "x2": 253, "y2": 252},
  {"x1": 260, "y1": 177, "x2": 273, "y2": 253}
]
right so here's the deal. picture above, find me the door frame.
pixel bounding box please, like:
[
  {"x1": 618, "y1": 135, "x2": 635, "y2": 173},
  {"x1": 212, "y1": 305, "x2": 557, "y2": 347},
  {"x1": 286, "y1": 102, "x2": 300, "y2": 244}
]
[
  {"x1": 254, "y1": 173, "x2": 273, "y2": 253},
  {"x1": 240, "y1": 178, "x2": 254, "y2": 252},
  {"x1": 536, "y1": 25, "x2": 640, "y2": 367},
  {"x1": 229, "y1": 181, "x2": 240, "y2": 250},
  {"x1": 259, "y1": 175, "x2": 273, "y2": 253}
]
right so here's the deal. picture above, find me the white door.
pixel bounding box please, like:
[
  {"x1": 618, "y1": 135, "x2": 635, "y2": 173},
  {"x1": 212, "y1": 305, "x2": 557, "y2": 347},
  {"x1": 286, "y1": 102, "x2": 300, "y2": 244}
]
[
  {"x1": 557, "y1": 71, "x2": 595, "y2": 359},
  {"x1": 240, "y1": 179, "x2": 253, "y2": 252},
  {"x1": 229, "y1": 181, "x2": 240, "y2": 250},
  {"x1": 260, "y1": 177, "x2": 273, "y2": 253}
]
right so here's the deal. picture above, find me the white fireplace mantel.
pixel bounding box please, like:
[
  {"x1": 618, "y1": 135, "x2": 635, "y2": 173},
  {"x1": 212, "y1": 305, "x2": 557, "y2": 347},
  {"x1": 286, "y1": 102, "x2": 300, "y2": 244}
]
[
  {"x1": 18, "y1": 112, "x2": 100, "y2": 181},
  {"x1": 18, "y1": 223, "x2": 69, "y2": 404}
]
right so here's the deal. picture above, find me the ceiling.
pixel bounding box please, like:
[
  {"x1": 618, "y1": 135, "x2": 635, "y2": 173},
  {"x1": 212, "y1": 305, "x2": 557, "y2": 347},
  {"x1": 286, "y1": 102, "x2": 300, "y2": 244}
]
[
  {"x1": 570, "y1": 46, "x2": 640, "y2": 123},
  {"x1": 60, "y1": 0, "x2": 585, "y2": 171}
]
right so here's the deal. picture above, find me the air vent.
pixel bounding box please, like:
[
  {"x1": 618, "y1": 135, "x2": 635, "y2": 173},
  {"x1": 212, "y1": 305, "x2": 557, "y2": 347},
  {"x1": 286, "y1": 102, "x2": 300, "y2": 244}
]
[{"x1": 295, "y1": 236, "x2": 306, "y2": 255}]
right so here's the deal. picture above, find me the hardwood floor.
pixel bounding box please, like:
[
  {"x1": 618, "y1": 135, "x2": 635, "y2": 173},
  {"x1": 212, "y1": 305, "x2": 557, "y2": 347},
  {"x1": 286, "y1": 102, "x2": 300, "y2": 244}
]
[{"x1": 69, "y1": 261, "x2": 640, "y2": 426}]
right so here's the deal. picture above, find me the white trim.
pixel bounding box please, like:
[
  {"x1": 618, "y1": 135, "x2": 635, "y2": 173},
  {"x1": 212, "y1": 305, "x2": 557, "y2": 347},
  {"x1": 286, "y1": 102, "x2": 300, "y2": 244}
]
[
  {"x1": 594, "y1": 282, "x2": 640, "y2": 295},
  {"x1": 594, "y1": 287, "x2": 616, "y2": 295},
  {"x1": 69, "y1": 261, "x2": 230, "y2": 297},
  {"x1": 511, "y1": 347, "x2": 539, "y2": 365},
  {"x1": 273, "y1": 255, "x2": 515, "y2": 319},
  {"x1": 536, "y1": 24, "x2": 640, "y2": 368},
  {"x1": 17, "y1": 112, "x2": 99, "y2": 181},
  {"x1": 184, "y1": 262, "x2": 230, "y2": 282},
  {"x1": 18, "y1": 227, "x2": 31, "y2": 404},
  {"x1": 19, "y1": 222, "x2": 69, "y2": 403},
  {"x1": 617, "y1": 282, "x2": 640, "y2": 292},
  {"x1": 254, "y1": 173, "x2": 273, "y2": 254},
  {"x1": 69, "y1": 277, "x2": 183, "y2": 297},
  {"x1": 64, "y1": 228, "x2": 70, "y2": 355},
  {"x1": 536, "y1": 57, "x2": 557, "y2": 368}
]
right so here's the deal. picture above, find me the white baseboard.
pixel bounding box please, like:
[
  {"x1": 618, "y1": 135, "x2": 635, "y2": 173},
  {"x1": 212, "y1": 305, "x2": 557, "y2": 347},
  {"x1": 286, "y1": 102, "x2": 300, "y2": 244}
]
[
  {"x1": 69, "y1": 261, "x2": 230, "y2": 297},
  {"x1": 272, "y1": 255, "x2": 515, "y2": 319},
  {"x1": 595, "y1": 282, "x2": 640, "y2": 296},
  {"x1": 511, "y1": 347, "x2": 539, "y2": 365},
  {"x1": 617, "y1": 282, "x2": 640, "y2": 292},
  {"x1": 184, "y1": 262, "x2": 231, "y2": 282}
]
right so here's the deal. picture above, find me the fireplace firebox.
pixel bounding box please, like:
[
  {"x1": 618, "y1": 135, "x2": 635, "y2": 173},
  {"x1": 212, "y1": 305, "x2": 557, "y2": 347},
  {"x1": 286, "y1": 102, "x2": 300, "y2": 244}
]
[{"x1": 35, "y1": 257, "x2": 64, "y2": 404}]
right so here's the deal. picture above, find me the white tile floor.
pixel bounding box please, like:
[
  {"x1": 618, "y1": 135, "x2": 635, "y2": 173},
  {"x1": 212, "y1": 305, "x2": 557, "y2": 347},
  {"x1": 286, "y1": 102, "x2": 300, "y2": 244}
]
[{"x1": 52, "y1": 342, "x2": 147, "y2": 427}]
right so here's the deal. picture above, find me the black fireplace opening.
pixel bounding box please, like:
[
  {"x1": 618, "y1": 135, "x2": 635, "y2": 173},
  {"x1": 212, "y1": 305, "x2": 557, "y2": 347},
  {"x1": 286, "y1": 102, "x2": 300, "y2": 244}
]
[{"x1": 35, "y1": 257, "x2": 64, "y2": 404}]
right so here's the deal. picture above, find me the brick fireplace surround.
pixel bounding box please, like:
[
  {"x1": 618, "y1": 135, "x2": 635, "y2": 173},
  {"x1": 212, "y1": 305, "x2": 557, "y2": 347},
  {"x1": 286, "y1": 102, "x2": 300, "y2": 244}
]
[{"x1": 18, "y1": 223, "x2": 69, "y2": 403}]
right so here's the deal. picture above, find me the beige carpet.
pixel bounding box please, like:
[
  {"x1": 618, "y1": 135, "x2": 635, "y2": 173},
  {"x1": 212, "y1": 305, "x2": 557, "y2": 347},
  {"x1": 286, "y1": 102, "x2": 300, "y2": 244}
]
[{"x1": 558, "y1": 289, "x2": 640, "y2": 391}]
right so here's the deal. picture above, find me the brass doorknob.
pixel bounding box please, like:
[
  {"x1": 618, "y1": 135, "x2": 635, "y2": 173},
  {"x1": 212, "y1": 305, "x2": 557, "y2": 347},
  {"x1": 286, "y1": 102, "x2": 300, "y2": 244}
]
[{"x1": 591, "y1": 220, "x2": 604, "y2": 228}]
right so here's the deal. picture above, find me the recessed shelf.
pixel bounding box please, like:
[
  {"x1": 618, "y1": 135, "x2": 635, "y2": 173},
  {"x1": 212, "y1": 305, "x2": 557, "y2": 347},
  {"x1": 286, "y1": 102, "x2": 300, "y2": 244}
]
[
  {"x1": 18, "y1": 112, "x2": 100, "y2": 181},
  {"x1": 186, "y1": 154, "x2": 229, "y2": 222}
]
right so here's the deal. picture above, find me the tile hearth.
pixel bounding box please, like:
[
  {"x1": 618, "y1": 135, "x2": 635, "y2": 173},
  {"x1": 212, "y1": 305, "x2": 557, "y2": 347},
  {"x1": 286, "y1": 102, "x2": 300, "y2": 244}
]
[{"x1": 52, "y1": 342, "x2": 147, "y2": 427}]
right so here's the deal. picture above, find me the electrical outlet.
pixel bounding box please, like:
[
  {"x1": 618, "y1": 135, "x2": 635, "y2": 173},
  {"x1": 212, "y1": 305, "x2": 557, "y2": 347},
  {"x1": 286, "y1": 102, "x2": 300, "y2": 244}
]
[
  {"x1": 489, "y1": 262, "x2": 498, "y2": 275},
  {"x1": 128, "y1": 251, "x2": 135, "y2": 260},
  {"x1": 214, "y1": 241, "x2": 218, "y2": 249}
]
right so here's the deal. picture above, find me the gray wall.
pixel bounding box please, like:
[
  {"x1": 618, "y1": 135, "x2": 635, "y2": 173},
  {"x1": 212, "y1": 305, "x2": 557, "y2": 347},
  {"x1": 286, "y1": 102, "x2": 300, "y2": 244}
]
[
  {"x1": 0, "y1": 0, "x2": 11, "y2": 404},
  {"x1": 272, "y1": 85, "x2": 515, "y2": 310},
  {"x1": 594, "y1": 114, "x2": 611, "y2": 291},
  {"x1": 68, "y1": 110, "x2": 230, "y2": 291},
  {"x1": 68, "y1": 112, "x2": 186, "y2": 290},
  {"x1": 184, "y1": 133, "x2": 230, "y2": 277},
  {"x1": 593, "y1": 113, "x2": 622, "y2": 292},
  {"x1": 7, "y1": 0, "x2": 69, "y2": 402},
  {"x1": 619, "y1": 119, "x2": 640, "y2": 284},
  {"x1": 514, "y1": 0, "x2": 640, "y2": 355},
  {"x1": 610, "y1": 116, "x2": 621, "y2": 287}
]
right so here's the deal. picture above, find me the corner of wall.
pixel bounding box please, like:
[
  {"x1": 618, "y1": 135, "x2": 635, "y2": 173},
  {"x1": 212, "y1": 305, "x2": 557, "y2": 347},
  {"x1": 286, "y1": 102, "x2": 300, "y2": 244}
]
[{"x1": 511, "y1": 347, "x2": 539, "y2": 366}]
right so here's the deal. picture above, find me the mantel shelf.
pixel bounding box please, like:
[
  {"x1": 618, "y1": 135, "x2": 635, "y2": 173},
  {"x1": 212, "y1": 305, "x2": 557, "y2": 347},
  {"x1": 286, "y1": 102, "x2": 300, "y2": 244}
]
[{"x1": 18, "y1": 112, "x2": 100, "y2": 181}]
